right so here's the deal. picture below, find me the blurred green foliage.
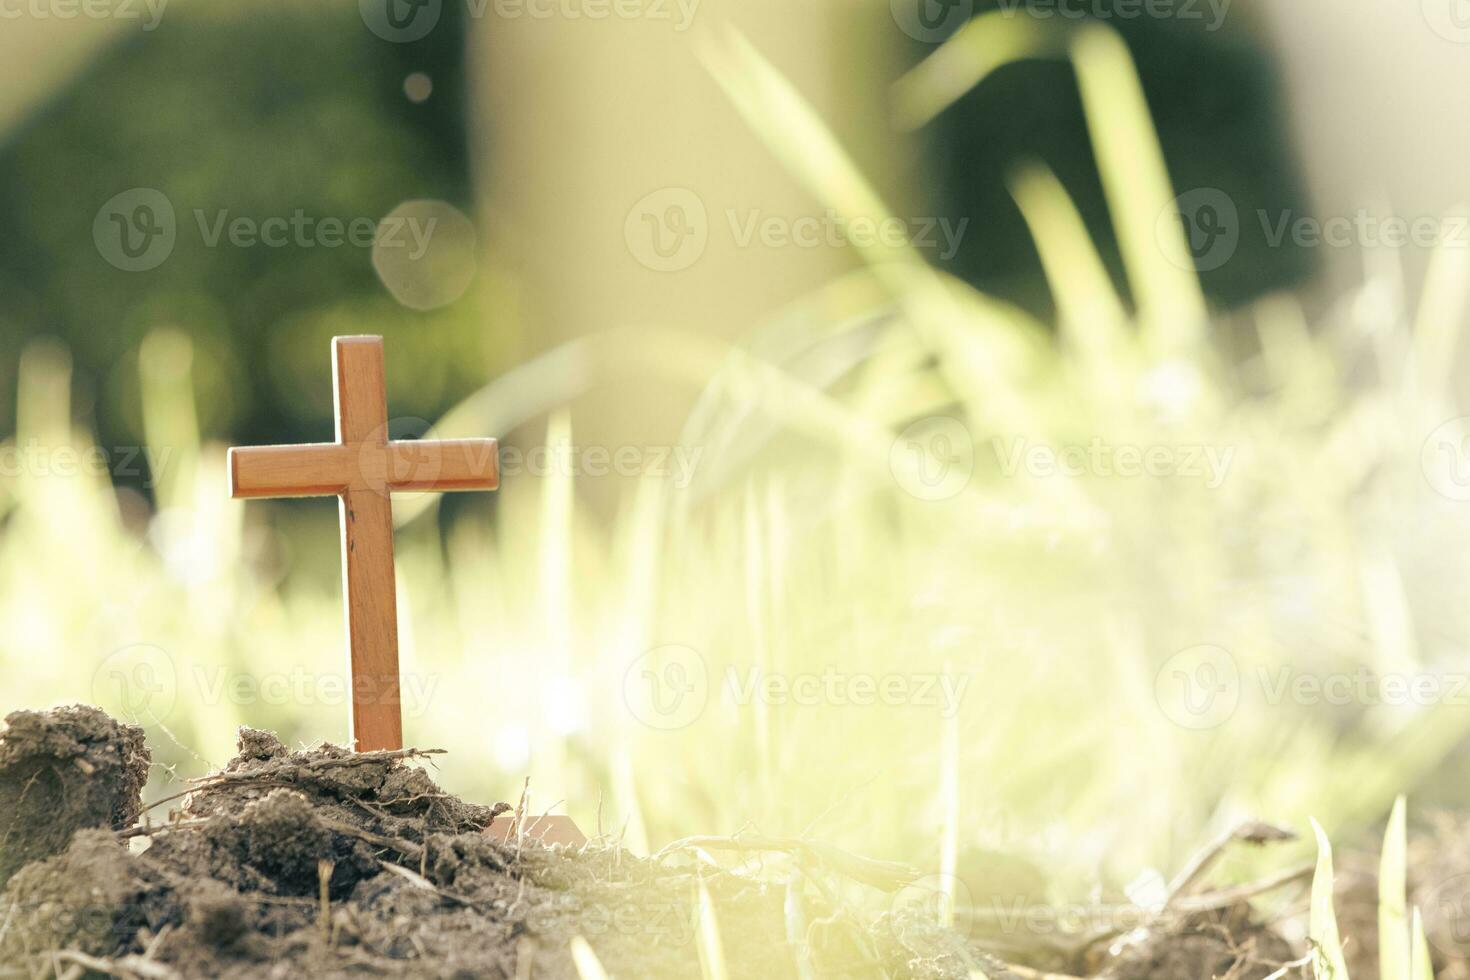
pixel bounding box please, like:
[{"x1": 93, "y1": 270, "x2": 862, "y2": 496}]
[
  {"x1": 0, "y1": 0, "x2": 497, "y2": 478},
  {"x1": 902, "y1": 0, "x2": 1311, "y2": 317}
]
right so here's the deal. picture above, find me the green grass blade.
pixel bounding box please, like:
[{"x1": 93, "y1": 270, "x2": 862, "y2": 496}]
[
  {"x1": 1311, "y1": 818, "x2": 1352, "y2": 980},
  {"x1": 1381, "y1": 796, "x2": 1410, "y2": 980},
  {"x1": 1070, "y1": 24, "x2": 1208, "y2": 355},
  {"x1": 892, "y1": 13, "x2": 1074, "y2": 130},
  {"x1": 1412, "y1": 907, "x2": 1435, "y2": 980},
  {"x1": 1008, "y1": 162, "x2": 1131, "y2": 372},
  {"x1": 898, "y1": 17, "x2": 1207, "y2": 354}
]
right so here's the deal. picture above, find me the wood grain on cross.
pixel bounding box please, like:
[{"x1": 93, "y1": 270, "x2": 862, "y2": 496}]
[{"x1": 228, "y1": 336, "x2": 499, "y2": 752}]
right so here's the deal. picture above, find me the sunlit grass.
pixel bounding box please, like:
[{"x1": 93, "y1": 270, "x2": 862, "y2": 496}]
[
  {"x1": 2, "y1": 21, "x2": 1470, "y2": 931},
  {"x1": 1311, "y1": 818, "x2": 1352, "y2": 979},
  {"x1": 1381, "y1": 797, "x2": 1410, "y2": 980},
  {"x1": 696, "y1": 878, "x2": 731, "y2": 980},
  {"x1": 1309, "y1": 798, "x2": 1439, "y2": 980}
]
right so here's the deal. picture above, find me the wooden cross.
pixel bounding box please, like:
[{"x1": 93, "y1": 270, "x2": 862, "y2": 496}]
[{"x1": 228, "y1": 336, "x2": 499, "y2": 752}]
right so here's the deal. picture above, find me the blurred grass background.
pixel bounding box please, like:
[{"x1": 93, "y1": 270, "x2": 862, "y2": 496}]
[{"x1": 3, "y1": 0, "x2": 1469, "y2": 908}]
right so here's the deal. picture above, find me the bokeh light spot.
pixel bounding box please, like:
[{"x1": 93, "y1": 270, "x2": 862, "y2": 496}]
[
  {"x1": 404, "y1": 72, "x2": 433, "y2": 104},
  {"x1": 371, "y1": 200, "x2": 477, "y2": 311}
]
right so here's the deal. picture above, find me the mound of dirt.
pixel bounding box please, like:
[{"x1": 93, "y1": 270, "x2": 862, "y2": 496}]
[
  {"x1": 0, "y1": 706, "x2": 1022, "y2": 979},
  {"x1": 0, "y1": 705, "x2": 149, "y2": 888}
]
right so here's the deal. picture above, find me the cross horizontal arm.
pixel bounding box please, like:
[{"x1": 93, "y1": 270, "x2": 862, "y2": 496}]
[
  {"x1": 386, "y1": 439, "x2": 500, "y2": 493},
  {"x1": 229, "y1": 444, "x2": 356, "y2": 499}
]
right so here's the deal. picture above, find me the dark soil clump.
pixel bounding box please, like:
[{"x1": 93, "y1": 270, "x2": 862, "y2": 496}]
[
  {"x1": 0, "y1": 706, "x2": 149, "y2": 888},
  {"x1": 1092, "y1": 907, "x2": 1306, "y2": 980}
]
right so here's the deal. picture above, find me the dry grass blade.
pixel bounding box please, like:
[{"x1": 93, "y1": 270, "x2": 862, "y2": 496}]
[
  {"x1": 319, "y1": 818, "x2": 424, "y2": 860},
  {"x1": 1004, "y1": 965, "x2": 1085, "y2": 980},
  {"x1": 377, "y1": 860, "x2": 481, "y2": 909},
  {"x1": 1262, "y1": 952, "x2": 1316, "y2": 980},
  {"x1": 317, "y1": 858, "x2": 333, "y2": 944},
  {"x1": 50, "y1": 951, "x2": 178, "y2": 980}
]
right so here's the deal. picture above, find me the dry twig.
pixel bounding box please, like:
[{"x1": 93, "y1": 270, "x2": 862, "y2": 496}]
[
  {"x1": 50, "y1": 950, "x2": 178, "y2": 980},
  {"x1": 1166, "y1": 821, "x2": 1297, "y2": 906}
]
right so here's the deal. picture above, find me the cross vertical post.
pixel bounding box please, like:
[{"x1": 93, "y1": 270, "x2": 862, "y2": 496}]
[
  {"x1": 333, "y1": 337, "x2": 401, "y2": 752},
  {"x1": 227, "y1": 335, "x2": 501, "y2": 752}
]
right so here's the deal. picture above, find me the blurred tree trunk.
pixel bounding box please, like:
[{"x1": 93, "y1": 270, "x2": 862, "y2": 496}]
[
  {"x1": 1254, "y1": 0, "x2": 1470, "y2": 309},
  {"x1": 470, "y1": 3, "x2": 900, "y2": 507}
]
